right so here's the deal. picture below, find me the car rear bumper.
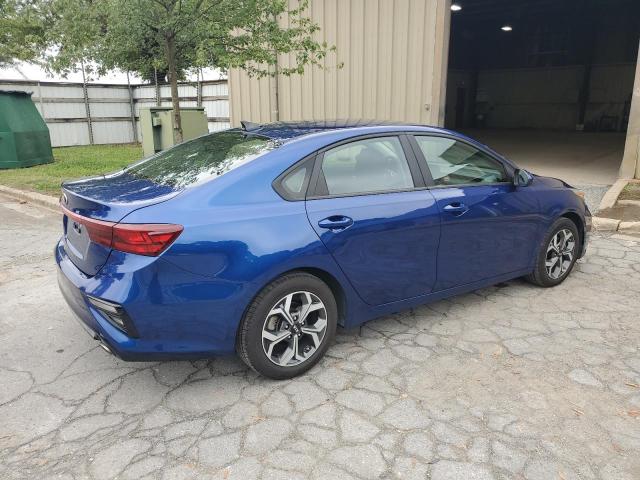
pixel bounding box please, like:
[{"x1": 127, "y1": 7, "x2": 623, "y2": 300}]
[
  {"x1": 55, "y1": 238, "x2": 241, "y2": 360},
  {"x1": 56, "y1": 252, "x2": 139, "y2": 360}
]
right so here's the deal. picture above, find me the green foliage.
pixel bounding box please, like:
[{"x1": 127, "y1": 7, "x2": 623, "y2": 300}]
[
  {"x1": 0, "y1": 144, "x2": 143, "y2": 195},
  {"x1": 6, "y1": 0, "x2": 338, "y2": 141},
  {"x1": 16, "y1": 0, "x2": 337, "y2": 80},
  {"x1": 0, "y1": 0, "x2": 49, "y2": 67}
]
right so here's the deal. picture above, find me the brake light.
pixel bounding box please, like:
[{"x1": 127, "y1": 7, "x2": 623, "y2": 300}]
[
  {"x1": 112, "y1": 223, "x2": 183, "y2": 256},
  {"x1": 61, "y1": 204, "x2": 183, "y2": 256}
]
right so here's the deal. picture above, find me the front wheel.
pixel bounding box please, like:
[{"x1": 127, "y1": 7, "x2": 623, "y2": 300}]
[
  {"x1": 526, "y1": 218, "x2": 580, "y2": 287},
  {"x1": 236, "y1": 272, "x2": 337, "y2": 379}
]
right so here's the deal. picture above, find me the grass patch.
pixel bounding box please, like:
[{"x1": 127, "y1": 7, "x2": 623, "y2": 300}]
[
  {"x1": 0, "y1": 144, "x2": 143, "y2": 196},
  {"x1": 619, "y1": 182, "x2": 640, "y2": 201}
]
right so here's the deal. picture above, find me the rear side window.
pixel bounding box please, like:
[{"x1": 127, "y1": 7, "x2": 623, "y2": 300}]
[
  {"x1": 414, "y1": 136, "x2": 507, "y2": 186},
  {"x1": 320, "y1": 137, "x2": 414, "y2": 196},
  {"x1": 275, "y1": 158, "x2": 313, "y2": 201},
  {"x1": 125, "y1": 130, "x2": 279, "y2": 189}
]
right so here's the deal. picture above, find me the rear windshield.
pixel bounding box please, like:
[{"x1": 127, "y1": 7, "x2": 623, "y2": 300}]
[{"x1": 125, "y1": 130, "x2": 279, "y2": 189}]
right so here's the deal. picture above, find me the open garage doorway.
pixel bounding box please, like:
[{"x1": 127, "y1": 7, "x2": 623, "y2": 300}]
[{"x1": 445, "y1": 0, "x2": 640, "y2": 210}]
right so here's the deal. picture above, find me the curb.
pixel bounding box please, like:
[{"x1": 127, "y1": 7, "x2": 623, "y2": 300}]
[
  {"x1": 598, "y1": 178, "x2": 630, "y2": 211},
  {"x1": 592, "y1": 216, "x2": 620, "y2": 231},
  {"x1": 619, "y1": 221, "x2": 640, "y2": 233},
  {"x1": 0, "y1": 185, "x2": 59, "y2": 212},
  {"x1": 593, "y1": 178, "x2": 639, "y2": 233},
  {"x1": 617, "y1": 199, "x2": 640, "y2": 207},
  {"x1": 592, "y1": 216, "x2": 640, "y2": 233}
]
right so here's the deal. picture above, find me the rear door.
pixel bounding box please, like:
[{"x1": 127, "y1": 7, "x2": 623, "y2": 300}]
[
  {"x1": 409, "y1": 134, "x2": 540, "y2": 291},
  {"x1": 304, "y1": 135, "x2": 441, "y2": 306}
]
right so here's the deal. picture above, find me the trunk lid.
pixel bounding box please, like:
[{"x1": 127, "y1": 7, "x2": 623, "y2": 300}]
[{"x1": 61, "y1": 172, "x2": 179, "y2": 276}]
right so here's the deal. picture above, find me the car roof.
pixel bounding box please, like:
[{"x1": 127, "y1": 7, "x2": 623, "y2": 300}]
[
  {"x1": 232, "y1": 120, "x2": 517, "y2": 171},
  {"x1": 238, "y1": 120, "x2": 452, "y2": 141}
]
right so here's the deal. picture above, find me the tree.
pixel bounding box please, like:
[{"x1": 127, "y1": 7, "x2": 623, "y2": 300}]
[
  {"x1": 26, "y1": 0, "x2": 336, "y2": 143},
  {"x1": 0, "y1": 0, "x2": 48, "y2": 67}
]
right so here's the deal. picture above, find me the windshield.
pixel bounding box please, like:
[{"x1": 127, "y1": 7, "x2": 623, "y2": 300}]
[{"x1": 125, "y1": 130, "x2": 279, "y2": 189}]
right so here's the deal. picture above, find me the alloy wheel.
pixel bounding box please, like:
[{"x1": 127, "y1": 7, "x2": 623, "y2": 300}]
[
  {"x1": 261, "y1": 291, "x2": 328, "y2": 367},
  {"x1": 545, "y1": 228, "x2": 575, "y2": 280}
]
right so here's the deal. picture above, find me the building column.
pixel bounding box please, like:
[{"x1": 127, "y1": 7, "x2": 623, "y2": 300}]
[
  {"x1": 431, "y1": 0, "x2": 452, "y2": 127},
  {"x1": 620, "y1": 41, "x2": 640, "y2": 179}
]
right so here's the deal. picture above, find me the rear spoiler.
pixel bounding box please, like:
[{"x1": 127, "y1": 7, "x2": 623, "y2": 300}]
[{"x1": 241, "y1": 120, "x2": 261, "y2": 132}]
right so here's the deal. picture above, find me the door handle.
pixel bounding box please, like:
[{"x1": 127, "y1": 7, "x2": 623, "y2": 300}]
[
  {"x1": 318, "y1": 215, "x2": 354, "y2": 231},
  {"x1": 443, "y1": 202, "x2": 469, "y2": 215}
]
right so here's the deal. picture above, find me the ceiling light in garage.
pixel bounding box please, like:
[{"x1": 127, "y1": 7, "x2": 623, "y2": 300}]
[
  {"x1": 451, "y1": 3, "x2": 462, "y2": 11},
  {"x1": 501, "y1": 25, "x2": 513, "y2": 31}
]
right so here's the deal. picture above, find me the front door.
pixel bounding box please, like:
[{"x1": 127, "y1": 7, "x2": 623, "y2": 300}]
[
  {"x1": 305, "y1": 135, "x2": 441, "y2": 306},
  {"x1": 411, "y1": 134, "x2": 540, "y2": 291}
]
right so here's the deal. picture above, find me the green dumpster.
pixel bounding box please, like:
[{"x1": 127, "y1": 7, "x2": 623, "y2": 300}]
[{"x1": 0, "y1": 90, "x2": 54, "y2": 169}]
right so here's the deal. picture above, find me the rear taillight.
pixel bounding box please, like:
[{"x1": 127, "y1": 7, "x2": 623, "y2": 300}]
[
  {"x1": 111, "y1": 223, "x2": 183, "y2": 256},
  {"x1": 61, "y1": 204, "x2": 183, "y2": 256}
]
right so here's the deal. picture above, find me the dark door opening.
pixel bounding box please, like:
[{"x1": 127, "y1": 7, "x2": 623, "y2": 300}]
[
  {"x1": 454, "y1": 87, "x2": 466, "y2": 129},
  {"x1": 443, "y1": 0, "x2": 640, "y2": 197}
]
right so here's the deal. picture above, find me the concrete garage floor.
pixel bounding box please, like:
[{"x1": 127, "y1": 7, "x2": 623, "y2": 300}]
[
  {"x1": 465, "y1": 130, "x2": 626, "y2": 211},
  {"x1": 1, "y1": 196, "x2": 640, "y2": 480}
]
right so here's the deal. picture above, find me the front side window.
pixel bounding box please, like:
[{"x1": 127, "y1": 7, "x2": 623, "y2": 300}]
[
  {"x1": 124, "y1": 130, "x2": 279, "y2": 189},
  {"x1": 321, "y1": 137, "x2": 414, "y2": 196},
  {"x1": 414, "y1": 136, "x2": 507, "y2": 186}
]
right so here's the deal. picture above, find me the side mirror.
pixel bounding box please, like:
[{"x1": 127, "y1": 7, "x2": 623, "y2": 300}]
[{"x1": 513, "y1": 169, "x2": 533, "y2": 187}]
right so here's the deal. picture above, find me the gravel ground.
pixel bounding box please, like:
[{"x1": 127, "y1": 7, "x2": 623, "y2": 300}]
[
  {"x1": 1, "y1": 195, "x2": 639, "y2": 480},
  {"x1": 572, "y1": 184, "x2": 610, "y2": 213}
]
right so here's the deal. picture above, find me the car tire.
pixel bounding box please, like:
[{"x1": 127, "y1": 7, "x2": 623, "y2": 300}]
[
  {"x1": 236, "y1": 272, "x2": 337, "y2": 379},
  {"x1": 526, "y1": 217, "x2": 580, "y2": 288}
]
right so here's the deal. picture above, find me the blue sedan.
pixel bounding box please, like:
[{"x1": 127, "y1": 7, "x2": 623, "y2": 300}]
[{"x1": 56, "y1": 121, "x2": 591, "y2": 378}]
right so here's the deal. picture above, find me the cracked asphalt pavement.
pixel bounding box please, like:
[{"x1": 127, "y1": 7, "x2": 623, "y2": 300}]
[{"x1": 1, "y1": 194, "x2": 639, "y2": 480}]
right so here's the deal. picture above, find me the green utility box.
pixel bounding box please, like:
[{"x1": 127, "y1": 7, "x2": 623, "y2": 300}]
[
  {"x1": 139, "y1": 107, "x2": 208, "y2": 157},
  {"x1": 0, "y1": 90, "x2": 54, "y2": 169}
]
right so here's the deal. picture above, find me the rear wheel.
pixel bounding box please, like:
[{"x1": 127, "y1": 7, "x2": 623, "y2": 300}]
[
  {"x1": 237, "y1": 272, "x2": 337, "y2": 379},
  {"x1": 526, "y1": 218, "x2": 580, "y2": 287}
]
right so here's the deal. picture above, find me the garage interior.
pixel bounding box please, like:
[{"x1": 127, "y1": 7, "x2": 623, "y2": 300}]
[{"x1": 445, "y1": 0, "x2": 640, "y2": 208}]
